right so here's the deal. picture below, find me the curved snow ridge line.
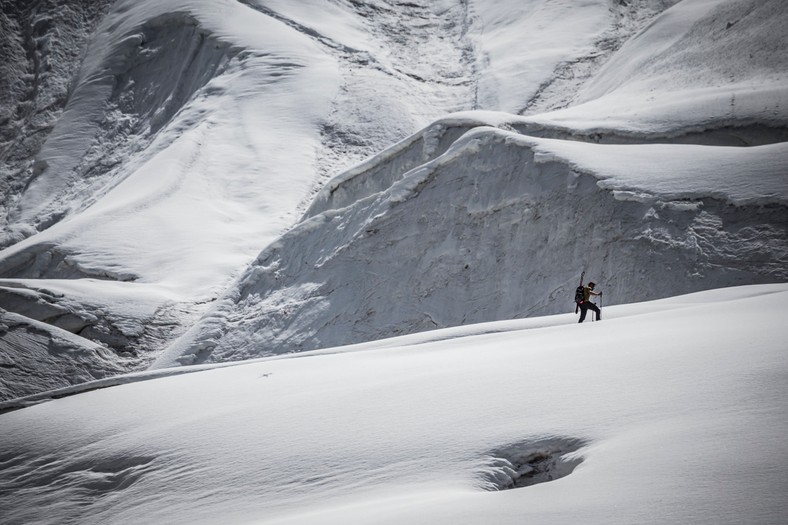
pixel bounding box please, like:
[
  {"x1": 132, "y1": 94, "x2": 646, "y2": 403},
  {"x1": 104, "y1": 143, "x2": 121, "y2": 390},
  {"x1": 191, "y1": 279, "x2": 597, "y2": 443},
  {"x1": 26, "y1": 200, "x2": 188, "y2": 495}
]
[
  {"x1": 234, "y1": 0, "x2": 377, "y2": 65},
  {"x1": 0, "y1": 360, "x2": 239, "y2": 414},
  {"x1": 387, "y1": 122, "x2": 788, "y2": 208},
  {"x1": 0, "y1": 309, "x2": 130, "y2": 403},
  {"x1": 550, "y1": 0, "x2": 788, "y2": 141},
  {"x1": 251, "y1": 125, "x2": 496, "y2": 270},
  {"x1": 0, "y1": 277, "x2": 198, "y2": 375},
  {"x1": 367, "y1": 124, "x2": 788, "y2": 208},
  {"x1": 305, "y1": 112, "x2": 519, "y2": 218},
  {"x1": 508, "y1": 133, "x2": 788, "y2": 207},
  {"x1": 516, "y1": 114, "x2": 788, "y2": 147},
  {"x1": 306, "y1": 108, "x2": 788, "y2": 222},
  {"x1": 0, "y1": 238, "x2": 141, "y2": 282},
  {"x1": 523, "y1": 99, "x2": 788, "y2": 147}
]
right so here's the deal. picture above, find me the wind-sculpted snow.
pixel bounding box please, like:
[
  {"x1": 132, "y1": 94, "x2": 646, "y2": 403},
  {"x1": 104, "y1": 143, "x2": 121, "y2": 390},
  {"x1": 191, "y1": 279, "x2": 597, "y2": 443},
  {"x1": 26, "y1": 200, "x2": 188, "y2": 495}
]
[
  {"x1": 0, "y1": 3, "x2": 786, "y2": 520},
  {"x1": 0, "y1": 0, "x2": 113, "y2": 247},
  {"x1": 2, "y1": 286, "x2": 787, "y2": 524},
  {"x1": 305, "y1": 114, "x2": 516, "y2": 218},
  {"x1": 1, "y1": 0, "x2": 787, "y2": 398},
  {"x1": 12, "y1": 9, "x2": 236, "y2": 237},
  {"x1": 530, "y1": 0, "x2": 788, "y2": 144},
  {"x1": 477, "y1": 437, "x2": 588, "y2": 490},
  {"x1": 0, "y1": 309, "x2": 128, "y2": 401},
  {"x1": 0, "y1": 278, "x2": 193, "y2": 386},
  {"x1": 0, "y1": 0, "x2": 674, "y2": 397},
  {"x1": 157, "y1": 121, "x2": 788, "y2": 366}
]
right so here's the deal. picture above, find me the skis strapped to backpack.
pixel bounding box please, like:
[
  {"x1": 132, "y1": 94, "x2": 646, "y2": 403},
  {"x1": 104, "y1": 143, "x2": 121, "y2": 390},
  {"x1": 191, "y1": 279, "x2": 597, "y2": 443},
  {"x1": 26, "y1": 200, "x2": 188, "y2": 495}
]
[{"x1": 574, "y1": 271, "x2": 585, "y2": 314}]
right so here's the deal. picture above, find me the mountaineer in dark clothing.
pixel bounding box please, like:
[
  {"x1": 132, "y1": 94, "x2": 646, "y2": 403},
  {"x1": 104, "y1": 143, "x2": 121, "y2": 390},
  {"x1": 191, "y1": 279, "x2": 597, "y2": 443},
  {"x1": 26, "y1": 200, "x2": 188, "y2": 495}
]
[{"x1": 578, "y1": 281, "x2": 602, "y2": 323}]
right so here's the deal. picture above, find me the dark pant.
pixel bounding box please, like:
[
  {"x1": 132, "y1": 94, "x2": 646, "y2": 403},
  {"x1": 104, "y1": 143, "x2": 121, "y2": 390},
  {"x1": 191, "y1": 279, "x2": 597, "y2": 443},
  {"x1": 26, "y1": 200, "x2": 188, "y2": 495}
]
[{"x1": 578, "y1": 302, "x2": 600, "y2": 323}]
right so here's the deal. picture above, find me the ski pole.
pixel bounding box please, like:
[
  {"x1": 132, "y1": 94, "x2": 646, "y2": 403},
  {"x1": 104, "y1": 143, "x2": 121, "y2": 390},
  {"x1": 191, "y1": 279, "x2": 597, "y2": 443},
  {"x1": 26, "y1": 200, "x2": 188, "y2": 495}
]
[{"x1": 597, "y1": 295, "x2": 603, "y2": 321}]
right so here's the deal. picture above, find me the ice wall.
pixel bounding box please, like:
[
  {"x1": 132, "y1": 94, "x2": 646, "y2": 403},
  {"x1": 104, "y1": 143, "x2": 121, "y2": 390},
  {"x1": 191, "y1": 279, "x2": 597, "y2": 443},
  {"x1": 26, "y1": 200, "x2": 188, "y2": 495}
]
[{"x1": 156, "y1": 120, "x2": 788, "y2": 366}]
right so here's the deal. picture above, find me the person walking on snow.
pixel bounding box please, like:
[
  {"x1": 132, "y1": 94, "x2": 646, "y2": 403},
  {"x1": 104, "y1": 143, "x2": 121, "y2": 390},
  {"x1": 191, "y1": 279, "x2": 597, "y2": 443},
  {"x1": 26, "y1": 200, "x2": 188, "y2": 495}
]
[{"x1": 578, "y1": 281, "x2": 602, "y2": 323}]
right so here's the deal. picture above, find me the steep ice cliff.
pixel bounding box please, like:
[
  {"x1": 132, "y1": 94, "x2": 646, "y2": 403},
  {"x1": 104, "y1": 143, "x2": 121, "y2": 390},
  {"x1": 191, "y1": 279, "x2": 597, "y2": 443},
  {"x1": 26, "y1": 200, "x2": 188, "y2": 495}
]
[{"x1": 156, "y1": 118, "x2": 788, "y2": 365}]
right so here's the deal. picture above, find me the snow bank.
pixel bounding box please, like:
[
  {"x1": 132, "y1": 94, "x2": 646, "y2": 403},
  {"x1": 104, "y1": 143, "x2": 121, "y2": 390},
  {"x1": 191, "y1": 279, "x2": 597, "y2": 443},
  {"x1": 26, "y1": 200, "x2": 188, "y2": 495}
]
[
  {"x1": 0, "y1": 278, "x2": 193, "y2": 363},
  {"x1": 2, "y1": 284, "x2": 786, "y2": 524},
  {"x1": 524, "y1": 136, "x2": 788, "y2": 206},
  {"x1": 305, "y1": 112, "x2": 517, "y2": 218}
]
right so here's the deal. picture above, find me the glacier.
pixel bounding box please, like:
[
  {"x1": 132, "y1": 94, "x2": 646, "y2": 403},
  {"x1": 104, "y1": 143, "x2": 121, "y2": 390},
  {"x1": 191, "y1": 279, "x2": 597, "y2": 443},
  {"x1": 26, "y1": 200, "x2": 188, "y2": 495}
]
[
  {"x1": 2, "y1": 0, "x2": 786, "y2": 393},
  {"x1": 0, "y1": 0, "x2": 787, "y2": 521}
]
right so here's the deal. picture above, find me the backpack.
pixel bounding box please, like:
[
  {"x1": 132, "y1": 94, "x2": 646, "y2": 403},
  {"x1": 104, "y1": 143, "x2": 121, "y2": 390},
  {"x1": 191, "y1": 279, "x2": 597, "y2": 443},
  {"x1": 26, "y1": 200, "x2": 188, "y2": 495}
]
[{"x1": 574, "y1": 285, "x2": 585, "y2": 305}]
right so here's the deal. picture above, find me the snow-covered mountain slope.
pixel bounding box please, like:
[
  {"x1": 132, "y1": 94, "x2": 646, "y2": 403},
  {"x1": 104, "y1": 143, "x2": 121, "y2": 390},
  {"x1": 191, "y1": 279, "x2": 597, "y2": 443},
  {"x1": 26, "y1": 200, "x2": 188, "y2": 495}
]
[
  {"x1": 2, "y1": 285, "x2": 787, "y2": 524},
  {"x1": 1, "y1": 0, "x2": 787, "y2": 398},
  {"x1": 0, "y1": 278, "x2": 188, "y2": 399},
  {"x1": 154, "y1": 0, "x2": 788, "y2": 367},
  {"x1": 530, "y1": 0, "x2": 788, "y2": 143},
  {"x1": 0, "y1": 0, "x2": 672, "y2": 398},
  {"x1": 0, "y1": 0, "x2": 113, "y2": 243}
]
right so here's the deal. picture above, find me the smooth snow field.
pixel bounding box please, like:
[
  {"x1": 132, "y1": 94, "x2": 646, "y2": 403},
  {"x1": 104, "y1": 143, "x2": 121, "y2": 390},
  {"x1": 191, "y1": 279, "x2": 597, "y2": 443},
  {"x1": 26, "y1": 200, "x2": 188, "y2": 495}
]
[{"x1": 1, "y1": 284, "x2": 787, "y2": 524}]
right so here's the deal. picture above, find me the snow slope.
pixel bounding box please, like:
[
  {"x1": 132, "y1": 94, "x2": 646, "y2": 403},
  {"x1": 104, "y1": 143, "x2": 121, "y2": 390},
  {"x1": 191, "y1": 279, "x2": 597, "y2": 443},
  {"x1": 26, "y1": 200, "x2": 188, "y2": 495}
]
[
  {"x1": 530, "y1": 0, "x2": 788, "y2": 143},
  {"x1": 0, "y1": 0, "x2": 347, "y2": 385},
  {"x1": 154, "y1": 0, "x2": 788, "y2": 367},
  {"x1": 2, "y1": 284, "x2": 787, "y2": 524},
  {"x1": 0, "y1": 0, "x2": 666, "y2": 397},
  {"x1": 1, "y1": 1, "x2": 785, "y2": 520},
  {"x1": 1, "y1": 0, "x2": 787, "y2": 398}
]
